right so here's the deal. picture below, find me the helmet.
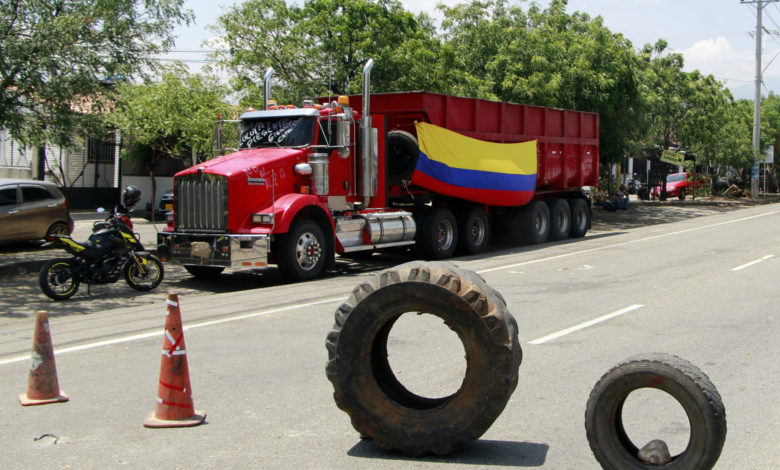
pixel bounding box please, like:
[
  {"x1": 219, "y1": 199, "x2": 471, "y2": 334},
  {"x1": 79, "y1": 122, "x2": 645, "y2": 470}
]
[{"x1": 122, "y1": 185, "x2": 141, "y2": 208}]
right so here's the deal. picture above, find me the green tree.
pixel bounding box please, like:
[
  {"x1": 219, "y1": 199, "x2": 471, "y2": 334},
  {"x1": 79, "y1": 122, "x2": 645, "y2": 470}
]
[
  {"x1": 440, "y1": 0, "x2": 646, "y2": 164},
  {"x1": 110, "y1": 65, "x2": 235, "y2": 206},
  {"x1": 0, "y1": 0, "x2": 192, "y2": 150},
  {"x1": 213, "y1": 0, "x2": 449, "y2": 106}
]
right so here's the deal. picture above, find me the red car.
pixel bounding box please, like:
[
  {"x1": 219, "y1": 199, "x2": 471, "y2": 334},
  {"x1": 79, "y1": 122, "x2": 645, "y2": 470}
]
[{"x1": 652, "y1": 172, "x2": 708, "y2": 200}]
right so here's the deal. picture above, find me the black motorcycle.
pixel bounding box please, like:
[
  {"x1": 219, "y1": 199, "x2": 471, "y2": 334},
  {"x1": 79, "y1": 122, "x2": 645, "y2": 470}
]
[{"x1": 38, "y1": 188, "x2": 164, "y2": 300}]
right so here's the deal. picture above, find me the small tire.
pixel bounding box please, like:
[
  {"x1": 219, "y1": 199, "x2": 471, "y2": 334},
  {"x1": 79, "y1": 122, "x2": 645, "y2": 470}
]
[
  {"x1": 679, "y1": 188, "x2": 686, "y2": 200},
  {"x1": 184, "y1": 265, "x2": 225, "y2": 278},
  {"x1": 125, "y1": 254, "x2": 164, "y2": 291},
  {"x1": 39, "y1": 258, "x2": 80, "y2": 300},
  {"x1": 585, "y1": 353, "x2": 726, "y2": 470},
  {"x1": 277, "y1": 219, "x2": 328, "y2": 282},
  {"x1": 570, "y1": 198, "x2": 590, "y2": 238},
  {"x1": 45, "y1": 222, "x2": 71, "y2": 238},
  {"x1": 548, "y1": 199, "x2": 571, "y2": 241},
  {"x1": 522, "y1": 200, "x2": 550, "y2": 244},
  {"x1": 326, "y1": 261, "x2": 522, "y2": 456},
  {"x1": 457, "y1": 207, "x2": 490, "y2": 255},
  {"x1": 420, "y1": 208, "x2": 458, "y2": 259}
]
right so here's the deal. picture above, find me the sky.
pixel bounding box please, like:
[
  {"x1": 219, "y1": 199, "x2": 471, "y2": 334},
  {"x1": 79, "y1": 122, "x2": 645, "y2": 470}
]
[{"x1": 168, "y1": 0, "x2": 780, "y2": 101}]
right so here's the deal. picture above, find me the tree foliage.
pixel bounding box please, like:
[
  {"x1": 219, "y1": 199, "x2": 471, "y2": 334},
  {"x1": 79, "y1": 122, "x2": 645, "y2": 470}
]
[
  {"x1": 213, "y1": 0, "x2": 451, "y2": 106},
  {"x1": 111, "y1": 65, "x2": 235, "y2": 161},
  {"x1": 0, "y1": 0, "x2": 192, "y2": 147},
  {"x1": 207, "y1": 0, "x2": 770, "y2": 179},
  {"x1": 439, "y1": 0, "x2": 645, "y2": 163}
]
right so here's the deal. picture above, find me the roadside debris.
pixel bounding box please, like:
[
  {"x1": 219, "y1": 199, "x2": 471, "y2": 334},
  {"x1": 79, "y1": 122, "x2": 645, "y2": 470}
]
[{"x1": 326, "y1": 261, "x2": 522, "y2": 456}]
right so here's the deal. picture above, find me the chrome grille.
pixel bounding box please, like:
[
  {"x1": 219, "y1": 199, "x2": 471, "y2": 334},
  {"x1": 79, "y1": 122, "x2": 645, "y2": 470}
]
[{"x1": 174, "y1": 173, "x2": 228, "y2": 231}]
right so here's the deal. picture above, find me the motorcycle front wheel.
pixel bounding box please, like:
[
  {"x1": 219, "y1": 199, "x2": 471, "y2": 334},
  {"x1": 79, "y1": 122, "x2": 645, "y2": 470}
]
[
  {"x1": 39, "y1": 258, "x2": 81, "y2": 300},
  {"x1": 125, "y1": 254, "x2": 164, "y2": 291}
]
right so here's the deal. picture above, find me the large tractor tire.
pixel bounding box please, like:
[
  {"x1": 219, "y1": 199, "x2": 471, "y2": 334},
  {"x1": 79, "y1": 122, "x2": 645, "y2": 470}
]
[
  {"x1": 585, "y1": 353, "x2": 726, "y2": 470},
  {"x1": 326, "y1": 261, "x2": 522, "y2": 456}
]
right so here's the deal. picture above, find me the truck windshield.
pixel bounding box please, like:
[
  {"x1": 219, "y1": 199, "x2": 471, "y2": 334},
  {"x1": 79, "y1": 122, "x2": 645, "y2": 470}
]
[{"x1": 239, "y1": 116, "x2": 315, "y2": 149}]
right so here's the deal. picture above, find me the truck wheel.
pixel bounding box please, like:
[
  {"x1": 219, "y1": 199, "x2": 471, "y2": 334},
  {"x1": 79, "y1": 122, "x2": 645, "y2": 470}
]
[
  {"x1": 277, "y1": 219, "x2": 328, "y2": 281},
  {"x1": 570, "y1": 198, "x2": 589, "y2": 238},
  {"x1": 184, "y1": 265, "x2": 225, "y2": 278},
  {"x1": 522, "y1": 200, "x2": 550, "y2": 244},
  {"x1": 457, "y1": 207, "x2": 490, "y2": 254},
  {"x1": 326, "y1": 261, "x2": 522, "y2": 456},
  {"x1": 548, "y1": 199, "x2": 571, "y2": 241},
  {"x1": 585, "y1": 353, "x2": 726, "y2": 470},
  {"x1": 387, "y1": 130, "x2": 419, "y2": 182},
  {"x1": 420, "y1": 208, "x2": 457, "y2": 259}
]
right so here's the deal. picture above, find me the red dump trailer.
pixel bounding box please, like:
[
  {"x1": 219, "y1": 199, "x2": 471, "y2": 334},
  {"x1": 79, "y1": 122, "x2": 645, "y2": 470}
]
[{"x1": 158, "y1": 61, "x2": 599, "y2": 281}]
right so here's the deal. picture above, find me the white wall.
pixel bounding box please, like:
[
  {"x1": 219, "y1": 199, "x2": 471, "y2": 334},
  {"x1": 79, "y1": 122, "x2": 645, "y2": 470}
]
[{"x1": 122, "y1": 175, "x2": 174, "y2": 209}]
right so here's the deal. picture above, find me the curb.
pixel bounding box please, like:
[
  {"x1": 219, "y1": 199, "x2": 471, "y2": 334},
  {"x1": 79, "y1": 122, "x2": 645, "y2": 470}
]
[{"x1": 0, "y1": 250, "x2": 160, "y2": 280}]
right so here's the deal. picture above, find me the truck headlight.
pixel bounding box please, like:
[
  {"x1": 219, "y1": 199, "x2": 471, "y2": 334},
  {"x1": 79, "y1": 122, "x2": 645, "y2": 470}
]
[{"x1": 252, "y1": 213, "x2": 274, "y2": 224}]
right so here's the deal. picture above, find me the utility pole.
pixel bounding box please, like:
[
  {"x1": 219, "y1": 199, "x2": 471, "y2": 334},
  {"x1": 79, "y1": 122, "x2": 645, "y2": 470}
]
[{"x1": 742, "y1": 0, "x2": 780, "y2": 197}]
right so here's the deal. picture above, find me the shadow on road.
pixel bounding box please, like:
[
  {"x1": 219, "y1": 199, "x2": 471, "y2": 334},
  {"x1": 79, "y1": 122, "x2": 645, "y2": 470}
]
[{"x1": 347, "y1": 438, "x2": 549, "y2": 467}]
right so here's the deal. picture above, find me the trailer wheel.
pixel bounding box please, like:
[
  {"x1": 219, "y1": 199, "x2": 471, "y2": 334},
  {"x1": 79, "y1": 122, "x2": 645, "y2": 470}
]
[
  {"x1": 325, "y1": 261, "x2": 522, "y2": 456},
  {"x1": 570, "y1": 198, "x2": 589, "y2": 238},
  {"x1": 457, "y1": 207, "x2": 490, "y2": 255},
  {"x1": 387, "y1": 130, "x2": 419, "y2": 182},
  {"x1": 585, "y1": 353, "x2": 726, "y2": 470},
  {"x1": 522, "y1": 201, "x2": 550, "y2": 244},
  {"x1": 420, "y1": 208, "x2": 458, "y2": 259},
  {"x1": 548, "y1": 199, "x2": 571, "y2": 241},
  {"x1": 277, "y1": 219, "x2": 328, "y2": 281}
]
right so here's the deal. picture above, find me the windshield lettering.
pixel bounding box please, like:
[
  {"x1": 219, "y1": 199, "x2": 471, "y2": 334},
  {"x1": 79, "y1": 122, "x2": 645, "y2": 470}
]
[{"x1": 239, "y1": 117, "x2": 314, "y2": 149}]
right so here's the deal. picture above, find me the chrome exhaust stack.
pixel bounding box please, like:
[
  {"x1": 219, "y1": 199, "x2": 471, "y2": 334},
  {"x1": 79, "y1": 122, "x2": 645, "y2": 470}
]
[
  {"x1": 263, "y1": 67, "x2": 274, "y2": 109},
  {"x1": 360, "y1": 59, "x2": 376, "y2": 198}
]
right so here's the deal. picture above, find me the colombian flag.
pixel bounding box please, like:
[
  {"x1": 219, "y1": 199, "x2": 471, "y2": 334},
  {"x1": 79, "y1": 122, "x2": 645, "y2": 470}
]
[{"x1": 411, "y1": 122, "x2": 537, "y2": 206}]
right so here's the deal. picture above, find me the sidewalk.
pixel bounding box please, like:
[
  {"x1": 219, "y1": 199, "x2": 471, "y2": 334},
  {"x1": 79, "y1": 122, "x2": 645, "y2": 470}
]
[{"x1": 0, "y1": 215, "x2": 161, "y2": 279}]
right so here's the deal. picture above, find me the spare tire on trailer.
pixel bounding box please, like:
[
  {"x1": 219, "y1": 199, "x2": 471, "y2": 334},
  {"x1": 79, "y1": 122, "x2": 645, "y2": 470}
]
[
  {"x1": 387, "y1": 130, "x2": 419, "y2": 183},
  {"x1": 325, "y1": 261, "x2": 522, "y2": 456},
  {"x1": 585, "y1": 353, "x2": 727, "y2": 470}
]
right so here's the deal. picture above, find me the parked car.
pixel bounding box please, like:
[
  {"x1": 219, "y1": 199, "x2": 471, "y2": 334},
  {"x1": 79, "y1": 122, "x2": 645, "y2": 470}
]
[
  {"x1": 0, "y1": 178, "x2": 74, "y2": 243},
  {"x1": 157, "y1": 189, "x2": 173, "y2": 217},
  {"x1": 651, "y1": 172, "x2": 708, "y2": 200}
]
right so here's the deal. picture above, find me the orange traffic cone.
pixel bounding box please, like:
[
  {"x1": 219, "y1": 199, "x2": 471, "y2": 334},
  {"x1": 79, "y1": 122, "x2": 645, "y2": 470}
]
[
  {"x1": 143, "y1": 293, "x2": 205, "y2": 428},
  {"x1": 19, "y1": 311, "x2": 68, "y2": 406}
]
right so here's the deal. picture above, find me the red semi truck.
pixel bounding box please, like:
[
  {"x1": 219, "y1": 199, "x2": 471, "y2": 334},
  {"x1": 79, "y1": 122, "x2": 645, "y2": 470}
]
[{"x1": 157, "y1": 60, "x2": 599, "y2": 281}]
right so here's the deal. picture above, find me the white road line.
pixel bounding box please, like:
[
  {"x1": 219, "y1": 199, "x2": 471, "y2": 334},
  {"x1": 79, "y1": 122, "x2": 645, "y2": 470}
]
[
  {"x1": 529, "y1": 304, "x2": 644, "y2": 345},
  {"x1": 477, "y1": 209, "x2": 780, "y2": 274},
  {"x1": 731, "y1": 254, "x2": 775, "y2": 272},
  {"x1": 0, "y1": 296, "x2": 345, "y2": 366}
]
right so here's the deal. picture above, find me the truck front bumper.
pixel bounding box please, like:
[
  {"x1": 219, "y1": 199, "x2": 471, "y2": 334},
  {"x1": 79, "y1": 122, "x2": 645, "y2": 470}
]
[{"x1": 157, "y1": 232, "x2": 270, "y2": 270}]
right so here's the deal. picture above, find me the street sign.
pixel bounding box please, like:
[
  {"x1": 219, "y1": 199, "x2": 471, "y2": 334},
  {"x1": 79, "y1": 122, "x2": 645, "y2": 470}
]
[
  {"x1": 661, "y1": 149, "x2": 684, "y2": 165},
  {"x1": 766, "y1": 145, "x2": 774, "y2": 164}
]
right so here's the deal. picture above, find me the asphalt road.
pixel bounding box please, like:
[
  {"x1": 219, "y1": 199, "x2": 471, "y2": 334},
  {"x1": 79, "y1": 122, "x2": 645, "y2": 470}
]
[{"x1": 0, "y1": 203, "x2": 778, "y2": 469}]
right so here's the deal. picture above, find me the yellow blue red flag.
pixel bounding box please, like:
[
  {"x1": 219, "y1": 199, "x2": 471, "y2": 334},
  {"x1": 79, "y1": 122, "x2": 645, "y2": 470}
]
[{"x1": 411, "y1": 122, "x2": 537, "y2": 206}]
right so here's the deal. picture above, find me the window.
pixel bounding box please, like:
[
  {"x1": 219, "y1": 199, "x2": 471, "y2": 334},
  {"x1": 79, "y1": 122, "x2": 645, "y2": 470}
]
[
  {"x1": 0, "y1": 186, "x2": 17, "y2": 206},
  {"x1": 88, "y1": 136, "x2": 116, "y2": 163},
  {"x1": 21, "y1": 185, "x2": 54, "y2": 203}
]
